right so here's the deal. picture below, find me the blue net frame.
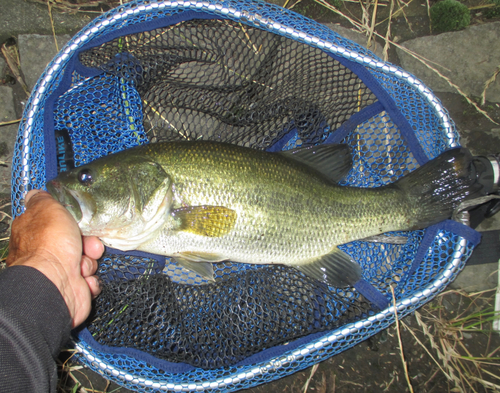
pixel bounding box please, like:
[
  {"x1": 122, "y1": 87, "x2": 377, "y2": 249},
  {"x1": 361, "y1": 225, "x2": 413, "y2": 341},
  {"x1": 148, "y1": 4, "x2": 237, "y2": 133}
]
[{"x1": 11, "y1": 1, "x2": 481, "y2": 392}]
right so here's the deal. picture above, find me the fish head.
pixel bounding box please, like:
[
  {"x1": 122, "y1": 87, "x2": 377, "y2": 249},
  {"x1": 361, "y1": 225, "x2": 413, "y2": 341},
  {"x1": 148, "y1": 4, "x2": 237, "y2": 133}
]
[{"x1": 46, "y1": 154, "x2": 173, "y2": 245}]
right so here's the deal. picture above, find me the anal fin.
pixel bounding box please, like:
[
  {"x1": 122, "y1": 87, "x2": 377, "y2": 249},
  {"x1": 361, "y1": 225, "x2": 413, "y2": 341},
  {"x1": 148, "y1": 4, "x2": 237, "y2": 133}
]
[
  {"x1": 293, "y1": 247, "x2": 362, "y2": 287},
  {"x1": 173, "y1": 258, "x2": 216, "y2": 282},
  {"x1": 172, "y1": 251, "x2": 229, "y2": 282}
]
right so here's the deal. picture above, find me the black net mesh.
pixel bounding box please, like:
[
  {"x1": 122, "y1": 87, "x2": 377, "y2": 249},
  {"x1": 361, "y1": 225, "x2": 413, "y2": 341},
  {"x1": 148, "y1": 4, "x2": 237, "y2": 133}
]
[
  {"x1": 79, "y1": 19, "x2": 376, "y2": 149},
  {"x1": 87, "y1": 254, "x2": 371, "y2": 369}
]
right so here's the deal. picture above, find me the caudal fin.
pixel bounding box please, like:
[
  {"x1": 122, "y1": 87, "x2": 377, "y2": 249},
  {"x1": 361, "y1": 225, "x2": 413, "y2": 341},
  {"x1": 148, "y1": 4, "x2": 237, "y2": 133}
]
[{"x1": 395, "y1": 147, "x2": 486, "y2": 230}]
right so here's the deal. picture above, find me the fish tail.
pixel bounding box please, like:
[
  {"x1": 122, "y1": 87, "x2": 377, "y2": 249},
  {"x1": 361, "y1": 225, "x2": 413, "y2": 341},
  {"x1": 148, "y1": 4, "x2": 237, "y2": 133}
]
[{"x1": 395, "y1": 147, "x2": 486, "y2": 230}]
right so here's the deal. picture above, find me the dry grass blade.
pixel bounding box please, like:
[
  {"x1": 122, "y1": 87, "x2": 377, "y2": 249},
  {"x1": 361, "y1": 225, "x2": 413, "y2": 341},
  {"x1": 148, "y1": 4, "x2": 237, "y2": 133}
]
[
  {"x1": 425, "y1": 0, "x2": 431, "y2": 19},
  {"x1": 415, "y1": 290, "x2": 500, "y2": 393},
  {"x1": 481, "y1": 65, "x2": 500, "y2": 106},
  {"x1": 390, "y1": 285, "x2": 414, "y2": 393},
  {"x1": 367, "y1": 0, "x2": 379, "y2": 50},
  {"x1": 313, "y1": 0, "x2": 365, "y2": 30},
  {"x1": 375, "y1": 0, "x2": 414, "y2": 28},
  {"x1": 1, "y1": 43, "x2": 30, "y2": 97},
  {"x1": 469, "y1": 3, "x2": 499, "y2": 10},
  {"x1": 286, "y1": 0, "x2": 305, "y2": 10},
  {"x1": 401, "y1": 320, "x2": 452, "y2": 381},
  {"x1": 395, "y1": 0, "x2": 414, "y2": 33},
  {"x1": 469, "y1": 376, "x2": 500, "y2": 390},
  {"x1": 47, "y1": 1, "x2": 59, "y2": 52},
  {"x1": 0, "y1": 119, "x2": 21, "y2": 127},
  {"x1": 29, "y1": 0, "x2": 123, "y2": 13},
  {"x1": 382, "y1": 0, "x2": 395, "y2": 61},
  {"x1": 302, "y1": 363, "x2": 320, "y2": 392},
  {"x1": 414, "y1": 310, "x2": 464, "y2": 392},
  {"x1": 57, "y1": 349, "x2": 122, "y2": 393}
]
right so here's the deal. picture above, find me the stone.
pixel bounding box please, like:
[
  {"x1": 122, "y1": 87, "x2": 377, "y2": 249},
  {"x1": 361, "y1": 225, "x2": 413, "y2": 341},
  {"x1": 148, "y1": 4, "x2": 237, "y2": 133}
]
[
  {"x1": 0, "y1": 0, "x2": 94, "y2": 45},
  {"x1": 0, "y1": 85, "x2": 20, "y2": 193},
  {"x1": 0, "y1": 56, "x2": 6, "y2": 77},
  {"x1": 450, "y1": 261, "x2": 499, "y2": 292},
  {"x1": 396, "y1": 22, "x2": 500, "y2": 102},
  {"x1": 18, "y1": 34, "x2": 71, "y2": 92}
]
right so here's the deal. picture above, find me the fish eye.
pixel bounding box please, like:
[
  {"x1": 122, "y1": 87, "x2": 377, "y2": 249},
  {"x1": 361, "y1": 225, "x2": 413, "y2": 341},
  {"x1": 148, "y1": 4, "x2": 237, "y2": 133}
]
[{"x1": 77, "y1": 168, "x2": 93, "y2": 186}]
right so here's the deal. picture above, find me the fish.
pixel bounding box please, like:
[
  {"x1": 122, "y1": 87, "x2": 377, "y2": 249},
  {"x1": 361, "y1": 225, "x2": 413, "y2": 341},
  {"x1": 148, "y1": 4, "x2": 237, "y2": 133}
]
[{"x1": 46, "y1": 141, "x2": 485, "y2": 287}]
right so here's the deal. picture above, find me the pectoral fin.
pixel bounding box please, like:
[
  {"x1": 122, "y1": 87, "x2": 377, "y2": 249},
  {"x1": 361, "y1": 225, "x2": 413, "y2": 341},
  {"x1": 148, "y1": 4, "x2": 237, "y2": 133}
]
[
  {"x1": 172, "y1": 206, "x2": 237, "y2": 237},
  {"x1": 294, "y1": 247, "x2": 362, "y2": 287}
]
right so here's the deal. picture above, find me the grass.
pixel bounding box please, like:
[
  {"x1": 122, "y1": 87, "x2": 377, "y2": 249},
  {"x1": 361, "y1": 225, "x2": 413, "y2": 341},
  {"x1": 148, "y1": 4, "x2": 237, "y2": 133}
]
[
  {"x1": 57, "y1": 349, "x2": 123, "y2": 393},
  {"x1": 390, "y1": 285, "x2": 415, "y2": 393},
  {"x1": 405, "y1": 289, "x2": 500, "y2": 393}
]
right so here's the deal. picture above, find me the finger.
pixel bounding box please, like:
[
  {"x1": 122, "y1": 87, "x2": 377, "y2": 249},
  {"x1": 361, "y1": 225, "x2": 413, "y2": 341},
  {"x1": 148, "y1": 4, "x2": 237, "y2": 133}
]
[
  {"x1": 85, "y1": 275, "x2": 101, "y2": 298},
  {"x1": 83, "y1": 236, "x2": 105, "y2": 260},
  {"x1": 81, "y1": 256, "x2": 98, "y2": 277},
  {"x1": 25, "y1": 189, "x2": 51, "y2": 207}
]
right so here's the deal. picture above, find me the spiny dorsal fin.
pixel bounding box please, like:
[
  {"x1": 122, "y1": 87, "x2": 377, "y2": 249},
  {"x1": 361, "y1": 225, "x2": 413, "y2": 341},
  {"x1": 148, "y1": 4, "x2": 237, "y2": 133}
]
[
  {"x1": 172, "y1": 206, "x2": 237, "y2": 237},
  {"x1": 281, "y1": 144, "x2": 352, "y2": 183}
]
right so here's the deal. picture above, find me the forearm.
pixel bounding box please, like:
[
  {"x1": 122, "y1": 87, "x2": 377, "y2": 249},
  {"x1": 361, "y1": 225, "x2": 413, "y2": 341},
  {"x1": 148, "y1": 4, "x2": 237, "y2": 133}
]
[{"x1": 0, "y1": 265, "x2": 72, "y2": 392}]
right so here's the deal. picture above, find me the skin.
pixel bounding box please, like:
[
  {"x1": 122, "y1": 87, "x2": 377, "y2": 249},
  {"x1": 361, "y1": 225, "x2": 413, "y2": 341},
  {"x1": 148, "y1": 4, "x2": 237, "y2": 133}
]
[{"x1": 6, "y1": 190, "x2": 103, "y2": 328}]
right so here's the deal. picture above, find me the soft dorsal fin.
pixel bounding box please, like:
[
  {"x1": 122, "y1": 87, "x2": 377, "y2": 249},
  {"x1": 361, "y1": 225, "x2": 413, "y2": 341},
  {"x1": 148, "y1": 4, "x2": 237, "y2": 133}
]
[
  {"x1": 172, "y1": 206, "x2": 237, "y2": 237},
  {"x1": 280, "y1": 144, "x2": 352, "y2": 183}
]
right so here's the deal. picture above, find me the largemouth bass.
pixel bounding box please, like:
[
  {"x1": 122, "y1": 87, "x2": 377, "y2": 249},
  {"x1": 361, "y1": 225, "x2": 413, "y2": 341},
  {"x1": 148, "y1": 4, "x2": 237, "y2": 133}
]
[{"x1": 46, "y1": 141, "x2": 484, "y2": 287}]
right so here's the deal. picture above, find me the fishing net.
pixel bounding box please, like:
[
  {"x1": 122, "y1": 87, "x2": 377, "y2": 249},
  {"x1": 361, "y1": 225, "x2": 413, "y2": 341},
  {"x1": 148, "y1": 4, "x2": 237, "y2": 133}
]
[
  {"x1": 90, "y1": 257, "x2": 371, "y2": 370},
  {"x1": 12, "y1": 1, "x2": 481, "y2": 392}
]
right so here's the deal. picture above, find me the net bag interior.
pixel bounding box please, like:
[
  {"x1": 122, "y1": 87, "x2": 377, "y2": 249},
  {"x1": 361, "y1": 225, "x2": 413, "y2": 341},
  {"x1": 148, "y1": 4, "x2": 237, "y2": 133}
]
[{"x1": 12, "y1": 1, "x2": 481, "y2": 391}]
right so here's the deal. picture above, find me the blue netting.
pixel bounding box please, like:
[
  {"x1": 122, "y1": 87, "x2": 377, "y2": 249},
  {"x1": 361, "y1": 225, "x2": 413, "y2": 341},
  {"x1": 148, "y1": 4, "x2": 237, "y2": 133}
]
[
  {"x1": 54, "y1": 73, "x2": 147, "y2": 166},
  {"x1": 11, "y1": 1, "x2": 480, "y2": 392}
]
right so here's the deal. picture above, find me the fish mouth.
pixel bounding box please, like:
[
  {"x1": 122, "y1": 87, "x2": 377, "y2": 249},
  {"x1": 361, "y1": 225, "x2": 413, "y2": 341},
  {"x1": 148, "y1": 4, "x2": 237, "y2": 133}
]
[{"x1": 46, "y1": 180, "x2": 83, "y2": 223}]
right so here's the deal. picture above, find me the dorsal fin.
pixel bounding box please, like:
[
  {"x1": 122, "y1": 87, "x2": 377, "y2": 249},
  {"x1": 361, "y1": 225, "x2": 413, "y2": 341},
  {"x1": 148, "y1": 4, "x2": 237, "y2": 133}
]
[{"x1": 280, "y1": 144, "x2": 352, "y2": 183}]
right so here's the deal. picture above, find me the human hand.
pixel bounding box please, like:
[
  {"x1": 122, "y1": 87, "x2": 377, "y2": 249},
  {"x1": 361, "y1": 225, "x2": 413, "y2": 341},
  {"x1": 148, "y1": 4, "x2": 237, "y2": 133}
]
[{"x1": 6, "y1": 190, "x2": 103, "y2": 327}]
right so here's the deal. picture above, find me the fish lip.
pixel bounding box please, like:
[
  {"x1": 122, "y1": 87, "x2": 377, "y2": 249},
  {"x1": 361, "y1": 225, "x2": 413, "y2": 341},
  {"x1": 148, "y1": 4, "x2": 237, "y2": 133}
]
[{"x1": 46, "y1": 179, "x2": 83, "y2": 223}]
